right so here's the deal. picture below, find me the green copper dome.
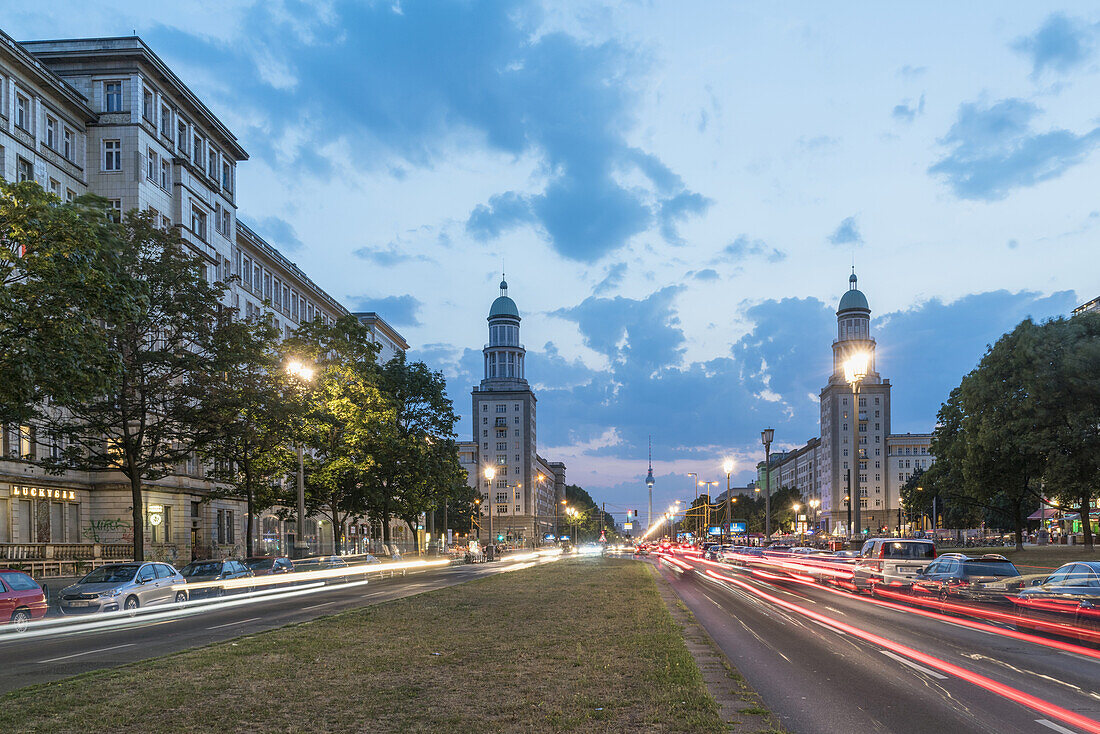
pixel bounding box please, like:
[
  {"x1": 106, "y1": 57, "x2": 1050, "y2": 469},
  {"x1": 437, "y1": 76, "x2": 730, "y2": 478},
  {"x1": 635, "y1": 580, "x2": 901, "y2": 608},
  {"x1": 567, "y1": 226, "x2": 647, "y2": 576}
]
[
  {"x1": 488, "y1": 277, "x2": 521, "y2": 321},
  {"x1": 838, "y1": 272, "x2": 869, "y2": 313}
]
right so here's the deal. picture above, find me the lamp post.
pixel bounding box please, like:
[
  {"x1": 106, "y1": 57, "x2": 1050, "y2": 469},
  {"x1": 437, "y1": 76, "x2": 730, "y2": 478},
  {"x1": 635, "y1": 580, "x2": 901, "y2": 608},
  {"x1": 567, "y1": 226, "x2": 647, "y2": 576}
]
[
  {"x1": 483, "y1": 467, "x2": 495, "y2": 557},
  {"x1": 809, "y1": 498, "x2": 820, "y2": 537},
  {"x1": 700, "y1": 481, "x2": 719, "y2": 539},
  {"x1": 792, "y1": 503, "x2": 802, "y2": 544},
  {"x1": 723, "y1": 460, "x2": 734, "y2": 542},
  {"x1": 286, "y1": 360, "x2": 314, "y2": 559},
  {"x1": 760, "y1": 429, "x2": 774, "y2": 541},
  {"x1": 843, "y1": 353, "x2": 869, "y2": 541}
]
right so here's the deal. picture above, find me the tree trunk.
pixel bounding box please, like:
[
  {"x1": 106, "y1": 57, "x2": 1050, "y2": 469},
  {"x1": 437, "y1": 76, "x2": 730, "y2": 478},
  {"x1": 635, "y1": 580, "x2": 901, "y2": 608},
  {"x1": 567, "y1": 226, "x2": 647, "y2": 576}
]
[
  {"x1": 331, "y1": 509, "x2": 342, "y2": 555},
  {"x1": 1081, "y1": 492, "x2": 1094, "y2": 552},
  {"x1": 381, "y1": 501, "x2": 391, "y2": 546},
  {"x1": 245, "y1": 487, "x2": 254, "y2": 558},
  {"x1": 129, "y1": 470, "x2": 144, "y2": 562},
  {"x1": 1014, "y1": 495, "x2": 1024, "y2": 552},
  {"x1": 404, "y1": 517, "x2": 420, "y2": 555}
]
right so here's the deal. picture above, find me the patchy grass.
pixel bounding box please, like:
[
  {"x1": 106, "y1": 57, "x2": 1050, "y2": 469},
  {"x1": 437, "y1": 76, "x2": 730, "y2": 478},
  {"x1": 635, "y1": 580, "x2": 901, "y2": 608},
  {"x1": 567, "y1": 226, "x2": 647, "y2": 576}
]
[
  {"x1": 2, "y1": 557, "x2": 725, "y2": 733},
  {"x1": 963, "y1": 545, "x2": 1097, "y2": 570}
]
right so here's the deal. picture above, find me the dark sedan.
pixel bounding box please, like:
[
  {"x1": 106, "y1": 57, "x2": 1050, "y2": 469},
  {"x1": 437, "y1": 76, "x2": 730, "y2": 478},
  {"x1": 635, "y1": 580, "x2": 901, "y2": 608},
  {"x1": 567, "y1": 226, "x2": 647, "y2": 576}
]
[
  {"x1": 911, "y1": 554, "x2": 1023, "y2": 602},
  {"x1": 1014, "y1": 561, "x2": 1100, "y2": 643},
  {"x1": 243, "y1": 556, "x2": 294, "y2": 576},
  {"x1": 179, "y1": 559, "x2": 255, "y2": 599}
]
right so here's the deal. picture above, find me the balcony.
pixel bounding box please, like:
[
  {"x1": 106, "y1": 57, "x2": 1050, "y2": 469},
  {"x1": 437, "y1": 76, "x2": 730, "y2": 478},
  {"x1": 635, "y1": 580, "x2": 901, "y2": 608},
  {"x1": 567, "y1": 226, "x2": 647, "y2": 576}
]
[{"x1": 0, "y1": 542, "x2": 132, "y2": 577}]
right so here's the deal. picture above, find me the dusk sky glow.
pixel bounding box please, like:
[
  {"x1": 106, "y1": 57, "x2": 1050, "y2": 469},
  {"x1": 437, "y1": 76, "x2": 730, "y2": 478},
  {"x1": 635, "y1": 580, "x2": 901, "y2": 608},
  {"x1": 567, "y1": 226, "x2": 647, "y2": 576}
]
[{"x1": 9, "y1": 1, "x2": 1096, "y2": 511}]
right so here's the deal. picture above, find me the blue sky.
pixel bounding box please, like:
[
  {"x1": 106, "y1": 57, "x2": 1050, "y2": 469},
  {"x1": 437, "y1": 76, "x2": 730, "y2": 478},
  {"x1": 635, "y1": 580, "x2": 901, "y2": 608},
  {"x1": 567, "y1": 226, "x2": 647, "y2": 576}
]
[{"x1": 8, "y1": 2, "x2": 1096, "y2": 515}]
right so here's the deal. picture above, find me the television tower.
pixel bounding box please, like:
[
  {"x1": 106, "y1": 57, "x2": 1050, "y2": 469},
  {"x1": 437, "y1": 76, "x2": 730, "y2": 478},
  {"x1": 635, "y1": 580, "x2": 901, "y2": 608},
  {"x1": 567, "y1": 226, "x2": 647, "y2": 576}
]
[{"x1": 646, "y1": 436, "x2": 655, "y2": 529}]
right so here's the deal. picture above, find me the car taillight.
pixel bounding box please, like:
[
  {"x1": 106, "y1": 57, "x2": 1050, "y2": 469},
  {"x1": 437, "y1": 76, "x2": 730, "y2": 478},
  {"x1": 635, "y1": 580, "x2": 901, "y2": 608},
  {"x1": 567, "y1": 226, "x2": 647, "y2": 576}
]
[{"x1": 879, "y1": 545, "x2": 886, "y2": 559}]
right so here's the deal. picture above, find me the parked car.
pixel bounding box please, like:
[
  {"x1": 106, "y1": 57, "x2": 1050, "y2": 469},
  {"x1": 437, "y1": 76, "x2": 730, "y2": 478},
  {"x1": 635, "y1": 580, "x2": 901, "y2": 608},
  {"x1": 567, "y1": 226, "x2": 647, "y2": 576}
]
[
  {"x1": 59, "y1": 562, "x2": 187, "y2": 615},
  {"x1": 1014, "y1": 561, "x2": 1100, "y2": 642},
  {"x1": 243, "y1": 556, "x2": 294, "y2": 576},
  {"x1": 179, "y1": 559, "x2": 255, "y2": 599},
  {"x1": 852, "y1": 538, "x2": 937, "y2": 592},
  {"x1": 633, "y1": 544, "x2": 649, "y2": 556},
  {"x1": 0, "y1": 569, "x2": 48, "y2": 632},
  {"x1": 294, "y1": 555, "x2": 350, "y2": 584},
  {"x1": 910, "y1": 554, "x2": 1022, "y2": 602}
]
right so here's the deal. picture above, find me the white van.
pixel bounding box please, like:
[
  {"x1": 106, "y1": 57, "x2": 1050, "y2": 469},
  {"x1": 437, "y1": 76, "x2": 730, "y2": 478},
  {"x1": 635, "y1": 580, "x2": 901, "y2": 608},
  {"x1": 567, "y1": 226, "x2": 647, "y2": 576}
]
[{"x1": 852, "y1": 538, "x2": 937, "y2": 592}]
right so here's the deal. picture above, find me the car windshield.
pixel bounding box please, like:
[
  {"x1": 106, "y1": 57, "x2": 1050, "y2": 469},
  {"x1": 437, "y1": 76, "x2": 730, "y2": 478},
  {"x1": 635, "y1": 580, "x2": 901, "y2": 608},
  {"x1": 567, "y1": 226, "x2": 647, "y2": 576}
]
[
  {"x1": 244, "y1": 559, "x2": 274, "y2": 570},
  {"x1": 80, "y1": 565, "x2": 139, "y2": 584},
  {"x1": 0, "y1": 571, "x2": 39, "y2": 591},
  {"x1": 882, "y1": 542, "x2": 935, "y2": 559},
  {"x1": 963, "y1": 561, "x2": 1019, "y2": 577},
  {"x1": 181, "y1": 562, "x2": 222, "y2": 577}
]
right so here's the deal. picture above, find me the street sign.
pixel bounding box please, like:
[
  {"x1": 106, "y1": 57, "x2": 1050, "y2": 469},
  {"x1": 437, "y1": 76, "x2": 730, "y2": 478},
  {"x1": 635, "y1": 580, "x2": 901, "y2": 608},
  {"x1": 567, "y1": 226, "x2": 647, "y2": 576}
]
[
  {"x1": 623, "y1": 522, "x2": 633, "y2": 530},
  {"x1": 730, "y1": 520, "x2": 747, "y2": 534},
  {"x1": 707, "y1": 526, "x2": 722, "y2": 536}
]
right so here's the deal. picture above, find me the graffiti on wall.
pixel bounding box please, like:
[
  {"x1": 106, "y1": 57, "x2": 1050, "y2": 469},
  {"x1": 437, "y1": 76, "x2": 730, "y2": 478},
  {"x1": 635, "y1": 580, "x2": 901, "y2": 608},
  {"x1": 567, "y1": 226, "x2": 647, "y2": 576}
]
[{"x1": 82, "y1": 518, "x2": 132, "y2": 544}]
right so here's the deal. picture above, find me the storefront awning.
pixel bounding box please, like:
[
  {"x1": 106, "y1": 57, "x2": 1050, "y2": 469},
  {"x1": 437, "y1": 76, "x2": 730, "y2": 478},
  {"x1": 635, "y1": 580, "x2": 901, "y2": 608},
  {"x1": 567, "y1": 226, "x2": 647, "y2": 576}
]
[{"x1": 1028, "y1": 507, "x2": 1061, "y2": 520}]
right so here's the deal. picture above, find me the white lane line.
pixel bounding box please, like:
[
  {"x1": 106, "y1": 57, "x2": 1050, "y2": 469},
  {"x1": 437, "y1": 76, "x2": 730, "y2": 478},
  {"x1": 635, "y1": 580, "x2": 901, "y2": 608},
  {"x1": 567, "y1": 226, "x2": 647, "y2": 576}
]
[
  {"x1": 302, "y1": 601, "x2": 342, "y2": 611},
  {"x1": 880, "y1": 649, "x2": 948, "y2": 680},
  {"x1": 205, "y1": 617, "x2": 260, "y2": 630},
  {"x1": 38, "y1": 642, "x2": 135, "y2": 664},
  {"x1": 1036, "y1": 719, "x2": 1078, "y2": 734}
]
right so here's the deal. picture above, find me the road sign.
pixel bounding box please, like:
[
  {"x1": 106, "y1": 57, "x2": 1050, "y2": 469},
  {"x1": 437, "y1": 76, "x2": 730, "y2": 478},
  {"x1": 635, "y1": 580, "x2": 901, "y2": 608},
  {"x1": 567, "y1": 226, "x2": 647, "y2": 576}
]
[
  {"x1": 730, "y1": 520, "x2": 747, "y2": 534},
  {"x1": 623, "y1": 522, "x2": 634, "y2": 530},
  {"x1": 707, "y1": 526, "x2": 722, "y2": 536}
]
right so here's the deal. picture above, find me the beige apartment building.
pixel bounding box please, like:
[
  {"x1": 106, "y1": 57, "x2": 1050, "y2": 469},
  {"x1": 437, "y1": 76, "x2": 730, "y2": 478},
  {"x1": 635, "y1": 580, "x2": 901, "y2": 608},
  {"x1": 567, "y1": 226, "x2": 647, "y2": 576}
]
[{"x1": 0, "y1": 31, "x2": 406, "y2": 567}]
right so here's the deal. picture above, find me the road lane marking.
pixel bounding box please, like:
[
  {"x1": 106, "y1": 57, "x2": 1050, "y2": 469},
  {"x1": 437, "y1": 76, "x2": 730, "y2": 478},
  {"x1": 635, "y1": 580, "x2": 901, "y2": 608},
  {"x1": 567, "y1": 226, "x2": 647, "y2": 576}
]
[
  {"x1": 1036, "y1": 719, "x2": 1078, "y2": 734},
  {"x1": 302, "y1": 601, "x2": 342, "y2": 611},
  {"x1": 38, "y1": 643, "x2": 135, "y2": 664},
  {"x1": 205, "y1": 617, "x2": 260, "y2": 630},
  {"x1": 880, "y1": 649, "x2": 948, "y2": 679}
]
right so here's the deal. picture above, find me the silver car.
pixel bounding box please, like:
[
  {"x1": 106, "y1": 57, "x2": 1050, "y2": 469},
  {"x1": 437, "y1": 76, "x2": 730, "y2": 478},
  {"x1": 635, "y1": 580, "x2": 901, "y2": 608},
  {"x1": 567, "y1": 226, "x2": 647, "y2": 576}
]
[{"x1": 59, "y1": 562, "x2": 187, "y2": 615}]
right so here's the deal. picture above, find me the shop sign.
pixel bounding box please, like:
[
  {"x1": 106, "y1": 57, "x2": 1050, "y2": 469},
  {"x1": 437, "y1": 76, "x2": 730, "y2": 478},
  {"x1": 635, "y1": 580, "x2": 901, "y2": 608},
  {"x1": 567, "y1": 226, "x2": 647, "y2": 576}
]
[
  {"x1": 11, "y1": 486, "x2": 77, "y2": 501},
  {"x1": 147, "y1": 504, "x2": 164, "y2": 527}
]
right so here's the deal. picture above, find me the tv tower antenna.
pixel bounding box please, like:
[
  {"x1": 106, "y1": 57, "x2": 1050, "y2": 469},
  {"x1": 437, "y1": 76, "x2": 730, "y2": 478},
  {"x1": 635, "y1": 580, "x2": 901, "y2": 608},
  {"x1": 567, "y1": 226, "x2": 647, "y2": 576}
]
[{"x1": 645, "y1": 436, "x2": 655, "y2": 529}]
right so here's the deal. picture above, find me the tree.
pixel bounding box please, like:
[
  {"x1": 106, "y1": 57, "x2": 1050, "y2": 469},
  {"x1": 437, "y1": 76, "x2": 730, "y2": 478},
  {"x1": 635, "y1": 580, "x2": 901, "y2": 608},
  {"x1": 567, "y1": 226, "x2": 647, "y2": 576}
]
[
  {"x1": 200, "y1": 316, "x2": 298, "y2": 557},
  {"x1": 1033, "y1": 314, "x2": 1100, "y2": 552},
  {"x1": 45, "y1": 208, "x2": 226, "y2": 562},
  {"x1": 288, "y1": 316, "x2": 385, "y2": 556},
  {"x1": 369, "y1": 353, "x2": 461, "y2": 554},
  {"x1": 0, "y1": 183, "x2": 125, "y2": 428}
]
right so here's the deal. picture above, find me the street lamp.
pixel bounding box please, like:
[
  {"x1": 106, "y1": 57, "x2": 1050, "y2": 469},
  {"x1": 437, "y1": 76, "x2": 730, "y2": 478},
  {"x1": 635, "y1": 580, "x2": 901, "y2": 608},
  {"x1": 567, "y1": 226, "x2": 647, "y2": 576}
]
[
  {"x1": 792, "y1": 503, "x2": 801, "y2": 543},
  {"x1": 843, "y1": 352, "x2": 869, "y2": 540},
  {"x1": 760, "y1": 429, "x2": 774, "y2": 541},
  {"x1": 809, "y1": 498, "x2": 820, "y2": 536},
  {"x1": 286, "y1": 359, "x2": 314, "y2": 559},
  {"x1": 484, "y1": 467, "x2": 496, "y2": 557},
  {"x1": 723, "y1": 459, "x2": 734, "y2": 541}
]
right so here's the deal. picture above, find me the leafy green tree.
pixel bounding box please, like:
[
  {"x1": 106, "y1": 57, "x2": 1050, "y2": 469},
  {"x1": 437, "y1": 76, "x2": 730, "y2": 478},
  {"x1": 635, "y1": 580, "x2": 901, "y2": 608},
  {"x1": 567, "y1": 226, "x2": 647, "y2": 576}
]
[
  {"x1": 287, "y1": 316, "x2": 385, "y2": 555},
  {"x1": 1033, "y1": 314, "x2": 1100, "y2": 551},
  {"x1": 44, "y1": 208, "x2": 225, "y2": 562},
  {"x1": 370, "y1": 354, "x2": 461, "y2": 554},
  {"x1": 0, "y1": 182, "x2": 125, "y2": 428},
  {"x1": 200, "y1": 316, "x2": 298, "y2": 557}
]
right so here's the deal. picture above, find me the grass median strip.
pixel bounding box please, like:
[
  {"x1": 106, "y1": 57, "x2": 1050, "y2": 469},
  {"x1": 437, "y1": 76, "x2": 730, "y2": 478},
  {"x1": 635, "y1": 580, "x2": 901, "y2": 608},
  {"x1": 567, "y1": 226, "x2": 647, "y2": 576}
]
[{"x1": 3, "y1": 557, "x2": 725, "y2": 733}]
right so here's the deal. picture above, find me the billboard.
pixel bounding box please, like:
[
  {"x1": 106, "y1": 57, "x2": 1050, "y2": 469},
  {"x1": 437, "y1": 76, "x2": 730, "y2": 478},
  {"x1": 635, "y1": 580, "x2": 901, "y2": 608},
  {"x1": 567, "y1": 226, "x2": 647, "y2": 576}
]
[
  {"x1": 730, "y1": 521, "x2": 748, "y2": 534},
  {"x1": 707, "y1": 526, "x2": 722, "y2": 536}
]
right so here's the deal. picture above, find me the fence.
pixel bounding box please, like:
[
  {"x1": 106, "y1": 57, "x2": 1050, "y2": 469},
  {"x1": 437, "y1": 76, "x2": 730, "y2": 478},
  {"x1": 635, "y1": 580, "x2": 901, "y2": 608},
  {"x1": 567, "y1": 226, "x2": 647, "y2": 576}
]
[{"x1": 0, "y1": 542, "x2": 132, "y2": 577}]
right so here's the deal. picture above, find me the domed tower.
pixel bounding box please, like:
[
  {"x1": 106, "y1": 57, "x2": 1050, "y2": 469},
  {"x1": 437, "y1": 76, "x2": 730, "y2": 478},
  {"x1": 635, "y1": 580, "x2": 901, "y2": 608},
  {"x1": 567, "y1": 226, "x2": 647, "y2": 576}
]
[
  {"x1": 830, "y1": 270, "x2": 877, "y2": 383},
  {"x1": 818, "y1": 269, "x2": 891, "y2": 537},
  {"x1": 646, "y1": 437, "x2": 655, "y2": 529},
  {"x1": 483, "y1": 276, "x2": 527, "y2": 386}
]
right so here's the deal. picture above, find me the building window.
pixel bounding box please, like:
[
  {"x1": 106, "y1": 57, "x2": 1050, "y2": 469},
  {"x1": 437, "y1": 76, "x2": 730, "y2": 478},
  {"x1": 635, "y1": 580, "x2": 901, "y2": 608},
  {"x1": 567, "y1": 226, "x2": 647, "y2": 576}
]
[
  {"x1": 177, "y1": 120, "x2": 188, "y2": 154},
  {"x1": 496, "y1": 455, "x2": 506, "y2": 465},
  {"x1": 63, "y1": 128, "x2": 73, "y2": 160},
  {"x1": 208, "y1": 149, "x2": 218, "y2": 179},
  {"x1": 49, "y1": 178, "x2": 60, "y2": 196},
  {"x1": 104, "y1": 81, "x2": 123, "y2": 112},
  {"x1": 66, "y1": 189, "x2": 75, "y2": 203},
  {"x1": 222, "y1": 161, "x2": 233, "y2": 192},
  {"x1": 46, "y1": 116, "x2": 57, "y2": 149},
  {"x1": 161, "y1": 159, "x2": 170, "y2": 189},
  {"x1": 103, "y1": 139, "x2": 121, "y2": 171},
  {"x1": 106, "y1": 199, "x2": 121, "y2": 223},
  {"x1": 16, "y1": 157, "x2": 32, "y2": 183},
  {"x1": 496, "y1": 404, "x2": 506, "y2": 413},
  {"x1": 160, "y1": 104, "x2": 171, "y2": 137},
  {"x1": 147, "y1": 148, "x2": 157, "y2": 181},
  {"x1": 190, "y1": 205, "x2": 207, "y2": 241},
  {"x1": 15, "y1": 93, "x2": 30, "y2": 130},
  {"x1": 192, "y1": 134, "x2": 203, "y2": 166}
]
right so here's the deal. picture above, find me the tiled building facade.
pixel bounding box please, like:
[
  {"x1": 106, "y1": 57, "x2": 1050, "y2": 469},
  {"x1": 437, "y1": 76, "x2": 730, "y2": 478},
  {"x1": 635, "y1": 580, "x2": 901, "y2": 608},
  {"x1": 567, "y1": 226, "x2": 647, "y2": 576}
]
[{"x1": 0, "y1": 32, "x2": 405, "y2": 563}]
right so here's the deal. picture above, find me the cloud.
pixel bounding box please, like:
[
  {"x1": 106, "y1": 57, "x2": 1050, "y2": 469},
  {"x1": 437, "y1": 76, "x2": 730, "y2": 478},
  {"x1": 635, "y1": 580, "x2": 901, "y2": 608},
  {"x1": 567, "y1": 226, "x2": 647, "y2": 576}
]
[
  {"x1": 1012, "y1": 13, "x2": 1097, "y2": 77},
  {"x1": 351, "y1": 245, "x2": 433, "y2": 267},
  {"x1": 928, "y1": 98, "x2": 1100, "y2": 200},
  {"x1": 465, "y1": 191, "x2": 535, "y2": 241},
  {"x1": 243, "y1": 215, "x2": 304, "y2": 252},
  {"x1": 153, "y1": 1, "x2": 705, "y2": 263},
  {"x1": 345, "y1": 293, "x2": 423, "y2": 326},
  {"x1": 827, "y1": 216, "x2": 863, "y2": 246},
  {"x1": 594, "y1": 262, "x2": 627, "y2": 293},
  {"x1": 715, "y1": 234, "x2": 786, "y2": 263},
  {"x1": 658, "y1": 191, "x2": 712, "y2": 244},
  {"x1": 897, "y1": 65, "x2": 927, "y2": 78},
  {"x1": 692, "y1": 268, "x2": 719, "y2": 281},
  {"x1": 892, "y1": 94, "x2": 925, "y2": 122},
  {"x1": 554, "y1": 286, "x2": 685, "y2": 373},
  {"x1": 798, "y1": 135, "x2": 839, "y2": 152}
]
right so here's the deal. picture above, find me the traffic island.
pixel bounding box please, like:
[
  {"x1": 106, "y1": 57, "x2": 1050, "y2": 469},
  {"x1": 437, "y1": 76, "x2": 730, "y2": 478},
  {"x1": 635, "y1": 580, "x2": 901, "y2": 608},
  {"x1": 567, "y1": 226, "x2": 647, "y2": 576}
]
[{"x1": 2, "y1": 556, "x2": 726, "y2": 733}]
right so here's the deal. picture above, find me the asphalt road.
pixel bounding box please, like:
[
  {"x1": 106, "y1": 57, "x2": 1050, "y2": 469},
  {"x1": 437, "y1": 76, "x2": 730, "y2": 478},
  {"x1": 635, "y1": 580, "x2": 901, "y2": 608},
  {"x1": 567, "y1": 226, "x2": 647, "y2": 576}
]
[
  {"x1": 655, "y1": 554, "x2": 1100, "y2": 734},
  {"x1": 0, "y1": 556, "x2": 548, "y2": 695}
]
